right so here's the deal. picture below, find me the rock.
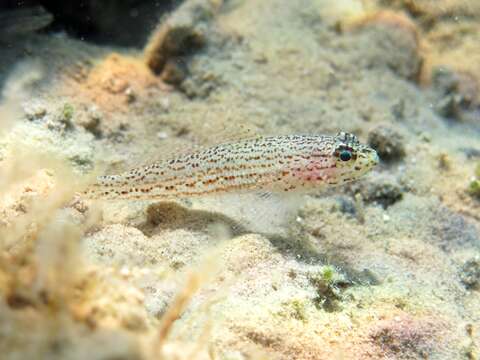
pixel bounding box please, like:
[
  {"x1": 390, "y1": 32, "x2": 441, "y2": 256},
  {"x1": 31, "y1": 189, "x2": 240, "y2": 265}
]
[
  {"x1": 436, "y1": 153, "x2": 451, "y2": 171},
  {"x1": 24, "y1": 102, "x2": 47, "y2": 121},
  {"x1": 77, "y1": 108, "x2": 103, "y2": 137},
  {"x1": 346, "y1": 11, "x2": 423, "y2": 81},
  {"x1": 431, "y1": 67, "x2": 479, "y2": 120},
  {"x1": 468, "y1": 179, "x2": 480, "y2": 199},
  {"x1": 15, "y1": 1, "x2": 171, "y2": 46},
  {"x1": 308, "y1": 265, "x2": 348, "y2": 312},
  {"x1": 432, "y1": 67, "x2": 462, "y2": 95},
  {"x1": 0, "y1": 6, "x2": 53, "y2": 38},
  {"x1": 45, "y1": 103, "x2": 75, "y2": 132},
  {"x1": 58, "y1": 103, "x2": 75, "y2": 129},
  {"x1": 124, "y1": 87, "x2": 137, "y2": 104},
  {"x1": 460, "y1": 148, "x2": 480, "y2": 159},
  {"x1": 369, "y1": 314, "x2": 439, "y2": 359},
  {"x1": 160, "y1": 58, "x2": 189, "y2": 85},
  {"x1": 179, "y1": 73, "x2": 219, "y2": 99},
  {"x1": 348, "y1": 175, "x2": 404, "y2": 209},
  {"x1": 368, "y1": 124, "x2": 406, "y2": 162},
  {"x1": 335, "y1": 196, "x2": 357, "y2": 217},
  {"x1": 459, "y1": 256, "x2": 480, "y2": 289},
  {"x1": 391, "y1": 99, "x2": 406, "y2": 121},
  {"x1": 144, "y1": 0, "x2": 222, "y2": 75},
  {"x1": 434, "y1": 96, "x2": 460, "y2": 119},
  {"x1": 430, "y1": 208, "x2": 480, "y2": 252}
]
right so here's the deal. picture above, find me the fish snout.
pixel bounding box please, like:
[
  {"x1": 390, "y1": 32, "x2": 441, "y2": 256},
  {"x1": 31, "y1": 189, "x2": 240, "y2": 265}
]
[{"x1": 358, "y1": 147, "x2": 379, "y2": 169}]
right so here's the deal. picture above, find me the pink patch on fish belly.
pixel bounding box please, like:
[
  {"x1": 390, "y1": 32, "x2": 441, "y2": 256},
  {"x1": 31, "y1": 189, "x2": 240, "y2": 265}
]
[{"x1": 292, "y1": 160, "x2": 336, "y2": 183}]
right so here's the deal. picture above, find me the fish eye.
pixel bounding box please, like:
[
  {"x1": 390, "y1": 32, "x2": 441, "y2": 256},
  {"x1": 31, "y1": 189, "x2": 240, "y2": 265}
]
[{"x1": 339, "y1": 150, "x2": 352, "y2": 161}]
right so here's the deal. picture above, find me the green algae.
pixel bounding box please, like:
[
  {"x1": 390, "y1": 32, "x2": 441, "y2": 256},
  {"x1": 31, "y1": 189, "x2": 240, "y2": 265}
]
[
  {"x1": 468, "y1": 164, "x2": 480, "y2": 198},
  {"x1": 309, "y1": 265, "x2": 346, "y2": 312},
  {"x1": 469, "y1": 179, "x2": 480, "y2": 198},
  {"x1": 277, "y1": 299, "x2": 308, "y2": 322},
  {"x1": 62, "y1": 103, "x2": 75, "y2": 122},
  {"x1": 288, "y1": 299, "x2": 307, "y2": 322}
]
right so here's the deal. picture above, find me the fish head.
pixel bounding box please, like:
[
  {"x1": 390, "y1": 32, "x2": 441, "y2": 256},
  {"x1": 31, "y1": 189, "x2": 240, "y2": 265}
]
[{"x1": 327, "y1": 132, "x2": 379, "y2": 184}]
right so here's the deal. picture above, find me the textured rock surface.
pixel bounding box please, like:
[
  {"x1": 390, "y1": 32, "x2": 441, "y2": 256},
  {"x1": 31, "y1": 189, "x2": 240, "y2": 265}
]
[{"x1": 0, "y1": 0, "x2": 479, "y2": 359}]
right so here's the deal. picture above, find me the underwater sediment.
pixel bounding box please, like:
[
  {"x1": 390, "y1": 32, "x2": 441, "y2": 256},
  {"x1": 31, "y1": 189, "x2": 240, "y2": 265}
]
[{"x1": 0, "y1": 0, "x2": 479, "y2": 359}]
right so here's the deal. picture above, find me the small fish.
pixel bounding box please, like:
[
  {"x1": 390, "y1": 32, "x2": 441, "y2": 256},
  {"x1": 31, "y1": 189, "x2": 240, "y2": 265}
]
[{"x1": 85, "y1": 132, "x2": 379, "y2": 200}]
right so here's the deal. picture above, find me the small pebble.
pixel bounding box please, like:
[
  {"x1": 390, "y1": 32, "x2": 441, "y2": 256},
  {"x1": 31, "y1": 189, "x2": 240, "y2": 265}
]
[
  {"x1": 24, "y1": 102, "x2": 47, "y2": 121},
  {"x1": 368, "y1": 124, "x2": 406, "y2": 162},
  {"x1": 349, "y1": 176, "x2": 404, "y2": 209},
  {"x1": 431, "y1": 66, "x2": 479, "y2": 121},
  {"x1": 157, "y1": 131, "x2": 169, "y2": 140},
  {"x1": 78, "y1": 108, "x2": 103, "y2": 137},
  {"x1": 120, "y1": 267, "x2": 131, "y2": 277},
  {"x1": 468, "y1": 179, "x2": 480, "y2": 199},
  {"x1": 160, "y1": 97, "x2": 170, "y2": 111},
  {"x1": 459, "y1": 257, "x2": 480, "y2": 289},
  {"x1": 161, "y1": 58, "x2": 188, "y2": 85},
  {"x1": 437, "y1": 153, "x2": 451, "y2": 170},
  {"x1": 125, "y1": 87, "x2": 136, "y2": 103},
  {"x1": 461, "y1": 148, "x2": 480, "y2": 159}
]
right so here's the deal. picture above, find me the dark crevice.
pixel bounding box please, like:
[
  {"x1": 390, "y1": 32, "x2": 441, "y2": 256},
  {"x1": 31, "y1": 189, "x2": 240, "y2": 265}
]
[{"x1": 0, "y1": 0, "x2": 184, "y2": 47}]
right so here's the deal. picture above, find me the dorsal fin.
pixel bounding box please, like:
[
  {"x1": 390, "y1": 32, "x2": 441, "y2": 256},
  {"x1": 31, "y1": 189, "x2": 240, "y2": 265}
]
[
  {"x1": 125, "y1": 113, "x2": 262, "y2": 171},
  {"x1": 178, "y1": 107, "x2": 261, "y2": 148}
]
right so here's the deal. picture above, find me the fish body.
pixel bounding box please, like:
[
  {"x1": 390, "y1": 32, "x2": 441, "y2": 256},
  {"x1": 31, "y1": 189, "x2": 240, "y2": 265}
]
[{"x1": 85, "y1": 132, "x2": 378, "y2": 200}]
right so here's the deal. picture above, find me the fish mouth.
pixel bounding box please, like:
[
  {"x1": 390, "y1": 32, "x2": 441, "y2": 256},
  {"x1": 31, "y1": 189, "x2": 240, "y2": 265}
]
[
  {"x1": 356, "y1": 148, "x2": 379, "y2": 172},
  {"x1": 370, "y1": 149, "x2": 380, "y2": 166}
]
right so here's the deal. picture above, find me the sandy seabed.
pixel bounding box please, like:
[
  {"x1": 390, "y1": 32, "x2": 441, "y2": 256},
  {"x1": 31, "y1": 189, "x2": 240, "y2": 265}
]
[{"x1": 0, "y1": 0, "x2": 479, "y2": 359}]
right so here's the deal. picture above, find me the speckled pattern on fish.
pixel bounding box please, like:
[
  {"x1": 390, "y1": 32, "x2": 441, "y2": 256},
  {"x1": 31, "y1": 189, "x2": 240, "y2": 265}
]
[{"x1": 85, "y1": 132, "x2": 379, "y2": 200}]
